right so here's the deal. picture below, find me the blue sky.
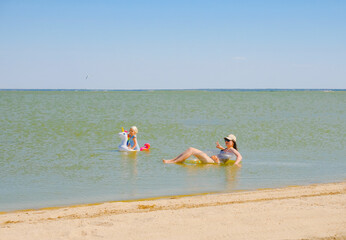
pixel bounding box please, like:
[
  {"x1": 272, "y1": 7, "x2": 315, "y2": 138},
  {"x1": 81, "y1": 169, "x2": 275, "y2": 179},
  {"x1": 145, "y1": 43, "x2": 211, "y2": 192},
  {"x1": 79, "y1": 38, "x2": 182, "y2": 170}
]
[{"x1": 0, "y1": 0, "x2": 345, "y2": 89}]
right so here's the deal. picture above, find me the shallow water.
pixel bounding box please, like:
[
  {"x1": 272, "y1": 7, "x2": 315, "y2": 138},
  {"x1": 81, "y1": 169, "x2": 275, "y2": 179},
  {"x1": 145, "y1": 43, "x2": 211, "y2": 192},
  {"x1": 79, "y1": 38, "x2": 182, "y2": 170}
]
[{"x1": 0, "y1": 90, "x2": 345, "y2": 211}]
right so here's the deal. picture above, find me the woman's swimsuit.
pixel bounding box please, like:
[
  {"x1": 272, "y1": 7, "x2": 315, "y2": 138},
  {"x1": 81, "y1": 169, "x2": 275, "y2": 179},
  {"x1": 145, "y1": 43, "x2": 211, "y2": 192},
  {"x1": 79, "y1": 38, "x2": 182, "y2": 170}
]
[
  {"x1": 217, "y1": 149, "x2": 236, "y2": 163},
  {"x1": 127, "y1": 135, "x2": 140, "y2": 151}
]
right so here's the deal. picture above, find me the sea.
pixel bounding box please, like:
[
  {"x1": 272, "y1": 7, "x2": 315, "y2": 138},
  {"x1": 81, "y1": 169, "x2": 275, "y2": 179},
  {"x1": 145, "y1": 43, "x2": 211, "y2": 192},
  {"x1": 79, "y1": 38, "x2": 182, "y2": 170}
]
[{"x1": 0, "y1": 89, "x2": 345, "y2": 212}]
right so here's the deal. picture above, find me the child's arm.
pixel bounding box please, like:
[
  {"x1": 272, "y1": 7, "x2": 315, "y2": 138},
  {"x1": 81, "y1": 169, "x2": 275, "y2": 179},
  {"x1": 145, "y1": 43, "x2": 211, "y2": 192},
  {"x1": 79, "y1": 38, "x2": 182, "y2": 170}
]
[{"x1": 129, "y1": 136, "x2": 138, "y2": 150}]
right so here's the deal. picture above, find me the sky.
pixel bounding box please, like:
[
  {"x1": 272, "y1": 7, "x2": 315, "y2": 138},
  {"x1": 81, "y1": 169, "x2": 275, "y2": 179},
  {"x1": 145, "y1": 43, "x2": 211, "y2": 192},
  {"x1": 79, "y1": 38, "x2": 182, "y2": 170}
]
[{"x1": 0, "y1": 0, "x2": 345, "y2": 89}]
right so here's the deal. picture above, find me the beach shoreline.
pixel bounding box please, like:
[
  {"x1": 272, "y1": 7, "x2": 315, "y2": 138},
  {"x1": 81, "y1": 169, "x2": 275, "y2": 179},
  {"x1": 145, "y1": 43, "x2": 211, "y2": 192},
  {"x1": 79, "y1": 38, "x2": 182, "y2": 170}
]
[{"x1": 1, "y1": 181, "x2": 345, "y2": 240}]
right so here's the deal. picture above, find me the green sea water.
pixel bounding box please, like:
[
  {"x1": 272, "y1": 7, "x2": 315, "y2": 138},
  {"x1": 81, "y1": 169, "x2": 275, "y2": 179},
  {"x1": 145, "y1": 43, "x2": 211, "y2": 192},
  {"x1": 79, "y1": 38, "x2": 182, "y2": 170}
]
[{"x1": 0, "y1": 90, "x2": 345, "y2": 211}]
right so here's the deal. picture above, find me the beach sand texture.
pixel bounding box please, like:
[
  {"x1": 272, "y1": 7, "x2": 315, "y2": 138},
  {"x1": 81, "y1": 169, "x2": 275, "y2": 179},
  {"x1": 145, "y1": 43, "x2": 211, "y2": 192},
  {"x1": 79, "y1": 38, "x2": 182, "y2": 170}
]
[{"x1": 0, "y1": 182, "x2": 345, "y2": 240}]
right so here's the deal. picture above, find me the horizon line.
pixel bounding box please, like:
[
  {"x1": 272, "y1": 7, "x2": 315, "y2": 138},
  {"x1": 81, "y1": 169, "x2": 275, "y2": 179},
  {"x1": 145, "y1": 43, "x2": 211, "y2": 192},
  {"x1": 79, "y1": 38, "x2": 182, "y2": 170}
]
[{"x1": 0, "y1": 88, "x2": 345, "y2": 92}]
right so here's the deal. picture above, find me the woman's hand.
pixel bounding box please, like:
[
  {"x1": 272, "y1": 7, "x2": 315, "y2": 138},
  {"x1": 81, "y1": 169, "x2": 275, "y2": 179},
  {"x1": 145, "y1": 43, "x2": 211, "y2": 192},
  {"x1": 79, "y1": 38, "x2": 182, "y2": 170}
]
[
  {"x1": 216, "y1": 141, "x2": 223, "y2": 150},
  {"x1": 211, "y1": 155, "x2": 220, "y2": 163},
  {"x1": 234, "y1": 162, "x2": 242, "y2": 167}
]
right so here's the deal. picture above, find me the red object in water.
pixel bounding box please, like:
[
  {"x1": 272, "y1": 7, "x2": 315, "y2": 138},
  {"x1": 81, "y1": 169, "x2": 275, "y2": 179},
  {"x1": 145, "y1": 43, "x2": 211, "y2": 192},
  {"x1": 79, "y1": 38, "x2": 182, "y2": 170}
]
[{"x1": 140, "y1": 143, "x2": 151, "y2": 151}]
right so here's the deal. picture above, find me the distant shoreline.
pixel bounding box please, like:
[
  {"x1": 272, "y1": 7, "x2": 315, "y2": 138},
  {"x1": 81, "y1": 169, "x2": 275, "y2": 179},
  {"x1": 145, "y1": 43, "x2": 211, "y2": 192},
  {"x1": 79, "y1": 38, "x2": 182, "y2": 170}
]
[{"x1": 1, "y1": 88, "x2": 345, "y2": 92}]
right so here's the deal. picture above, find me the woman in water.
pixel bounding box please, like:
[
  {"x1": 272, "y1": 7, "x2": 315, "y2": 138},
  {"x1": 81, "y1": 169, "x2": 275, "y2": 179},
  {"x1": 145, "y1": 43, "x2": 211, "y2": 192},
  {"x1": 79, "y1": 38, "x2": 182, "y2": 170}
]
[{"x1": 163, "y1": 134, "x2": 242, "y2": 166}]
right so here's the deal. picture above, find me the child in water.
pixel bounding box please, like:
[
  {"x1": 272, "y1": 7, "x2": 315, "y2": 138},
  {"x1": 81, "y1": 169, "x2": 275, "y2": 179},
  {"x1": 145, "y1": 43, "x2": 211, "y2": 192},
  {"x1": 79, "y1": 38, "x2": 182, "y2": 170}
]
[{"x1": 127, "y1": 126, "x2": 140, "y2": 151}]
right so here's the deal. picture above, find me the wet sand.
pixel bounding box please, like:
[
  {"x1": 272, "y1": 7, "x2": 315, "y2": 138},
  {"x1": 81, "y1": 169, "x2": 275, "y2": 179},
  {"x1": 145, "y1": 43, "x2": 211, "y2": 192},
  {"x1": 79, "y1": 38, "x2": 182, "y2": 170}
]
[{"x1": 1, "y1": 182, "x2": 345, "y2": 240}]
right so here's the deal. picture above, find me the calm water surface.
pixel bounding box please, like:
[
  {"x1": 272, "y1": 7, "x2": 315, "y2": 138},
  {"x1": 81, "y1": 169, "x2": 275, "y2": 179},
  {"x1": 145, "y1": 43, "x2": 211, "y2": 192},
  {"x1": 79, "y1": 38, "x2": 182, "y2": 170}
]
[{"x1": 0, "y1": 90, "x2": 345, "y2": 211}]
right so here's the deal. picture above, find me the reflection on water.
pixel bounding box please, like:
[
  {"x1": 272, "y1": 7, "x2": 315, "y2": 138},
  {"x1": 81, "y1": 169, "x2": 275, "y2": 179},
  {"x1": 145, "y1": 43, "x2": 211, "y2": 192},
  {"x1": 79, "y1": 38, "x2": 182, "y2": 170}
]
[
  {"x1": 119, "y1": 151, "x2": 138, "y2": 196},
  {"x1": 179, "y1": 162, "x2": 241, "y2": 193},
  {"x1": 224, "y1": 165, "x2": 241, "y2": 192}
]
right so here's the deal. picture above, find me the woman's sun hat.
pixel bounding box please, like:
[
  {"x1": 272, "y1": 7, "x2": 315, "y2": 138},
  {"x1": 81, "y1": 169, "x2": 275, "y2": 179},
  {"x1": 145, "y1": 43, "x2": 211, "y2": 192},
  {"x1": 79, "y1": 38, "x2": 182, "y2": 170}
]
[{"x1": 224, "y1": 134, "x2": 236, "y2": 142}]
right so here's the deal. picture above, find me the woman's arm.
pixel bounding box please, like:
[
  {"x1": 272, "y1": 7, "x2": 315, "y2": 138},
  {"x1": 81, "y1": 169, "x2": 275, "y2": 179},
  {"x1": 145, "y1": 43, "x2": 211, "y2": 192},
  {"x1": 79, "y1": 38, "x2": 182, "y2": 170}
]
[
  {"x1": 231, "y1": 148, "x2": 242, "y2": 166},
  {"x1": 216, "y1": 141, "x2": 225, "y2": 150}
]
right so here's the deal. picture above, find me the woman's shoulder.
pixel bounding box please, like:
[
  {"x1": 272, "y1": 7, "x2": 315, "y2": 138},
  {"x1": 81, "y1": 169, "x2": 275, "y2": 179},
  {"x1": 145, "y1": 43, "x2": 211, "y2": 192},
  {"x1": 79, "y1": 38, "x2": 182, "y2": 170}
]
[
  {"x1": 223, "y1": 147, "x2": 234, "y2": 152},
  {"x1": 223, "y1": 148, "x2": 238, "y2": 154}
]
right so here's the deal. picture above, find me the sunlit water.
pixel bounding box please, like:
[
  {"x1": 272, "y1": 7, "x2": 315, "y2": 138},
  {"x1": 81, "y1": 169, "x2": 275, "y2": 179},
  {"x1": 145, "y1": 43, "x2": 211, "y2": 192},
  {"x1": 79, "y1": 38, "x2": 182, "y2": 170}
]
[{"x1": 0, "y1": 90, "x2": 345, "y2": 211}]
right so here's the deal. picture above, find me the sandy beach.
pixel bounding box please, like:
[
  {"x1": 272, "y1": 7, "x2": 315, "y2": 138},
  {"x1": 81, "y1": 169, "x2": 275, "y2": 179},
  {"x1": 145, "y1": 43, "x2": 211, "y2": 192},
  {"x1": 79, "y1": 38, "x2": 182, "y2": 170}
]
[{"x1": 1, "y1": 182, "x2": 345, "y2": 240}]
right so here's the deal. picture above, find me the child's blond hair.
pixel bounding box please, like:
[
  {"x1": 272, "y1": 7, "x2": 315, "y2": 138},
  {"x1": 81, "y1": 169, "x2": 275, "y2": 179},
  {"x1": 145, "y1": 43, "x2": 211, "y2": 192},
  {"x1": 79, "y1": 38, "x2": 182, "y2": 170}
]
[{"x1": 130, "y1": 126, "x2": 138, "y2": 134}]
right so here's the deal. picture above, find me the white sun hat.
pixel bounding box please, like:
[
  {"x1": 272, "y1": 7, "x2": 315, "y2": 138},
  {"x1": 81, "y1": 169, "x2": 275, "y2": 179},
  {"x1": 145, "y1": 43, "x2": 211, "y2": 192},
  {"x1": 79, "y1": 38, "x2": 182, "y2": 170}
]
[{"x1": 224, "y1": 134, "x2": 236, "y2": 142}]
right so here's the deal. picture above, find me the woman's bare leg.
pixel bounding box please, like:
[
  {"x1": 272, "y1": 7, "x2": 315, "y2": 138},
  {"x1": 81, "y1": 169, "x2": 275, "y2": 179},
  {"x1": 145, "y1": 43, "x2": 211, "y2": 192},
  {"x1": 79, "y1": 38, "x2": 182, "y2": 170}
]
[
  {"x1": 162, "y1": 153, "x2": 185, "y2": 163},
  {"x1": 163, "y1": 147, "x2": 195, "y2": 163},
  {"x1": 163, "y1": 147, "x2": 215, "y2": 164},
  {"x1": 162, "y1": 150, "x2": 192, "y2": 162}
]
